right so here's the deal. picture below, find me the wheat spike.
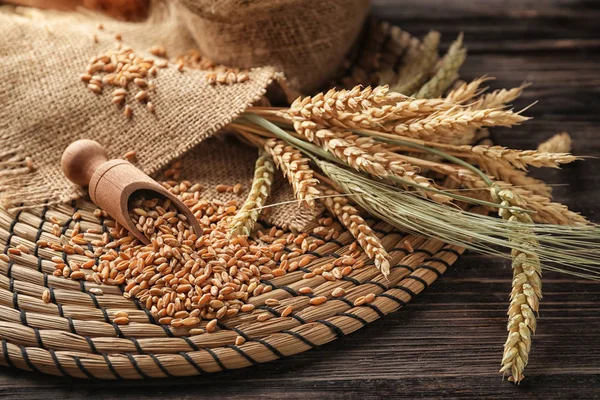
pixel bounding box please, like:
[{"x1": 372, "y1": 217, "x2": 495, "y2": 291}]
[
  {"x1": 388, "y1": 108, "x2": 529, "y2": 144},
  {"x1": 509, "y1": 186, "x2": 587, "y2": 225},
  {"x1": 362, "y1": 98, "x2": 458, "y2": 123},
  {"x1": 414, "y1": 34, "x2": 466, "y2": 98},
  {"x1": 320, "y1": 185, "x2": 391, "y2": 276},
  {"x1": 492, "y1": 186, "x2": 542, "y2": 384},
  {"x1": 286, "y1": 87, "x2": 527, "y2": 145},
  {"x1": 391, "y1": 31, "x2": 441, "y2": 95},
  {"x1": 466, "y1": 144, "x2": 577, "y2": 170},
  {"x1": 397, "y1": 153, "x2": 586, "y2": 225},
  {"x1": 378, "y1": 26, "x2": 414, "y2": 83},
  {"x1": 537, "y1": 132, "x2": 572, "y2": 154},
  {"x1": 289, "y1": 85, "x2": 406, "y2": 117},
  {"x1": 313, "y1": 128, "x2": 450, "y2": 203},
  {"x1": 445, "y1": 77, "x2": 490, "y2": 104},
  {"x1": 264, "y1": 138, "x2": 320, "y2": 209},
  {"x1": 286, "y1": 85, "x2": 407, "y2": 142},
  {"x1": 459, "y1": 176, "x2": 587, "y2": 225},
  {"x1": 471, "y1": 83, "x2": 528, "y2": 110},
  {"x1": 228, "y1": 152, "x2": 274, "y2": 238},
  {"x1": 286, "y1": 85, "x2": 408, "y2": 142}
]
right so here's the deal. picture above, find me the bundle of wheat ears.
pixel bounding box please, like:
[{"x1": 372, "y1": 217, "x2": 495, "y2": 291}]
[{"x1": 221, "y1": 33, "x2": 600, "y2": 384}]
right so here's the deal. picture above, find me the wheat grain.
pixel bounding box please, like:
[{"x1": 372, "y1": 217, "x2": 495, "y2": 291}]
[
  {"x1": 263, "y1": 138, "x2": 320, "y2": 209},
  {"x1": 492, "y1": 186, "x2": 541, "y2": 384},
  {"x1": 487, "y1": 166, "x2": 553, "y2": 198},
  {"x1": 320, "y1": 185, "x2": 391, "y2": 276},
  {"x1": 414, "y1": 34, "x2": 466, "y2": 98},
  {"x1": 310, "y1": 296, "x2": 328, "y2": 306},
  {"x1": 148, "y1": 45, "x2": 167, "y2": 57},
  {"x1": 49, "y1": 171, "x2": 321, "y2": 329},
  {"x1": 228, "y1": 152, "x2": 274, "y2": 237},
  {"x1": 537, "y1": 132, "x2": 572, "y2": 154}
]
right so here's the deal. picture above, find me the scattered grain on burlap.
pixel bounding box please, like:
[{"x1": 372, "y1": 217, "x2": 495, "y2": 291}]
[
  {"x1": 178, "y1": 0, "x2": 370, "y2": 93},
  {"x1": 167, "y1": 136, "x2": 323, "y2": 231},
  {"x1": 0, "y1": 4, "x2": 281, "y2": 212}
]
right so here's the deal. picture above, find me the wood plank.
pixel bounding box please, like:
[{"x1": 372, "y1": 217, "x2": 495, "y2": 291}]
[{"x1": 1, "y1": 0, "x2": 599, "y2": 398}]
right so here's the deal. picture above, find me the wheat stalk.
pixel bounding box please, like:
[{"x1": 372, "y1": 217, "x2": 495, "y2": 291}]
[
  {"x1": 320, "y1": 185, "x2": 391, "y2": 275},
  {"x1": 263, "y1": 138, "x2": 321, "y2": 209},
  {"x1": 317, "y1": 159, "x2": 600, "y2": 277},
  {"x1": 414, "y1": 34, "x2": 466, "y2": 98},
  {"x1": 340, "y1": 125, "x2": 588, "y2": 225},
  {"x1": 391, "y1": 31, "x2": 441, "y2": 95},
  {"x1": 493, "y1": 186, "x2": 542, "y2": 384},
  {"x1": 537, "y1": 132, "x2": 572, "y2": 154},
  {"x1": 228, "y1": 151, "x2": 274, "y2": 238},
  {"x1": 459, "y1": 176, "x2": 587, "y2": 225},
  {"x1": 486, "y1": 166, "x2": 553, "y2": 198}
]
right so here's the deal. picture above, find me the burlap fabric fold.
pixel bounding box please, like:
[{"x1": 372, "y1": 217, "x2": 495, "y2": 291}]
[
  {"x1": 0, "y1": 5, "x2": 321, "y2": 229},
  {"x1": 178, "y1": 0, "x2": 370, "y2": 93},
  {"x1": 165, "y1": 136, "x2": 323, "y2": 231}
]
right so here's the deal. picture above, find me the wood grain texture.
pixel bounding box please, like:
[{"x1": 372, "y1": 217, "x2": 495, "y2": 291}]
[{"x1": 1, "y1": 0, "x2": 599, "y2": 398}]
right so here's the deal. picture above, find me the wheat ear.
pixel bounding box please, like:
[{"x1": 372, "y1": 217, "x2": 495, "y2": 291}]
[
  {"x1": 414, "y1": 34, "x2": 466, "y2": 98},
  {"x1": 228, "y1": 151, "x2": 274, "y2": 238},
  {"x1": 378, "y1": 26, "x2": 414, "y2": 84},
  {"x1": 471, "y1": 83, "x2": 529, "y2": 110},
  {"x1": 492, "y1": 186, "x2": 542, "y2": 384},
  {"x1": 320, "y1": 185, "x2": 391, "y2": 276},
  {"x1": 263, "y1": 138, "x2": 320, "y2": 209},
  {"x1": 388, "y1": 108, "x2": 529, "y2": 144},
  {"x1": 314, "y1": 128, "x2": 451, "y2": 203},
  {"x1": 465, "y1": 144, "x2": 578, "y2": 170},
  {"x1": 391, "y1": 31, "x2": 441, "y2": 95},
  {"x1": 394, "y1": 152, "x2": 586, "y2": 225},
  {"x1": 445, "y1": 77, "x2": 490, "y2": 104},
  {"x1": 537, "y1": 132, "x2": 572, "y2": 154}
]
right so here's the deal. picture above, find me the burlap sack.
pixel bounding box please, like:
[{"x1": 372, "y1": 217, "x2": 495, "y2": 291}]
[
  {"x1": 178, "y1": 0, "x2": 370, "y2": 93},
  {"x1": 0, "y1": 4, "x2": 319, "y2": 230}
]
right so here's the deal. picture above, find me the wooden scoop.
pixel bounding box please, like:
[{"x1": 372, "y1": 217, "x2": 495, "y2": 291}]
[{"x1": 61, "y1": 139, "x2": 202, "y2": 244}]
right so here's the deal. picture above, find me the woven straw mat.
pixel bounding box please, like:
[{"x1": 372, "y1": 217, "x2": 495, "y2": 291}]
[{"x1": 0, "y1": 176, "x2": 464, "y2": 379}]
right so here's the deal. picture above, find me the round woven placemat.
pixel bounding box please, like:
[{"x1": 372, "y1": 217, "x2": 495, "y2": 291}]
[{"x1": 0, "y1": 195, "x2": 465, "y2": 379}]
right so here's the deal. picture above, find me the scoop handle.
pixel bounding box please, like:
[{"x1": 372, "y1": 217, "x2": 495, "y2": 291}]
[{"x1": 61, "y1": 139, "x2": 109, "y2": 186}]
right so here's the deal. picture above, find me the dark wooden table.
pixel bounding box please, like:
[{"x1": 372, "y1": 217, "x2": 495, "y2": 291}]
[{"x1": 1, "y1": 0, "x2": 599, "y2": 398}]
